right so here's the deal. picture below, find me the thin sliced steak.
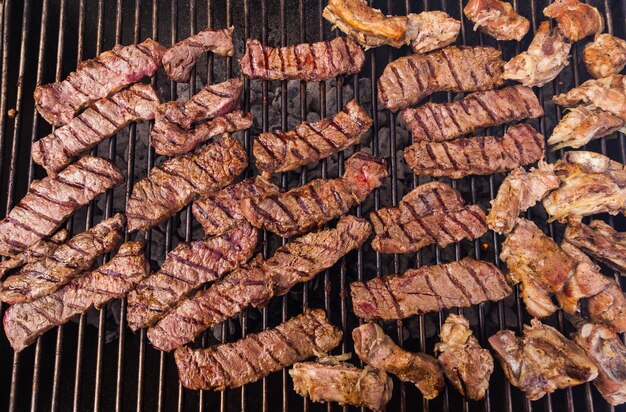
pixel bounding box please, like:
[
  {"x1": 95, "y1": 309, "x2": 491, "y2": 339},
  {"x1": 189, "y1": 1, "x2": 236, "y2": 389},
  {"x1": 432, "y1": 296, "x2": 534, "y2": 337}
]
[
  {"x1": 565, "y1": 219, "x2": 626, "y2": 273},
  {"x1": 0, "y1": 230, "x2": 68, "y2": 278}
]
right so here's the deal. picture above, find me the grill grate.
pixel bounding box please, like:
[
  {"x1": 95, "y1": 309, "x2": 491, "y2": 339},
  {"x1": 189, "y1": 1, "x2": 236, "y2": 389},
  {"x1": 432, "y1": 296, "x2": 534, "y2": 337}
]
[{"x1": 0, "y1": 0, "x2": 625, "y2": 411}]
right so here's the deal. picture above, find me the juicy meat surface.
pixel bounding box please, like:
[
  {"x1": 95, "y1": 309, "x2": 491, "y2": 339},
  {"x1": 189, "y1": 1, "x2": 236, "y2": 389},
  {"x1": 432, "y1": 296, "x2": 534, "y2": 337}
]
[
  {"x1": 353, "y1": 323, "x2": 444, "y2": 400},
  {"x1": 126, "y1": 222, "x2": 257, "y2": 330},
  {"x1": 489, "y1": 320, "x2": 598, "y2": 401},
  {"x1": 503, "y1": 21, "x2": 572, "y2": 87},
  {"x1": 436, "y1": 314, "x2": 493, "y2": 401},
  {"x1": 401, "y1": 85, "x2": 543, "y2": 143},
  {"x1": 464, "y1": 0, "x2": 530, "y2": 41},
  {"x1": 377, "y1": 46, "x2": 505, "y2": 112},
  {"x1": 405, "y1": 11, "x2": 460, "y2": 54},
  {"x1": 163, "y1": 27, "x2": 234, "y2": 82},
  {"x1": 241, "y1": 151, "x2": 387, "y2": 238},
  {"x1": 32, "y1": 83, "x2": 160, "y2": 175},
  {"x1": 350, "y1": 257, "x2": 511, "y2": 320},
  {"x1": 566, "y1": 219, "x2": 626, "y2": 273},
  {"x1": 34, "y1": 38, "x2": 166, "y2": 127},
  {"x1": 548, "y1": 106, "x2": 625, "y2": 151},
  {"x1": 487, "y1": 162, "x2": 559, "y2": 234},
  {"x1": 584, "y1": 34, "x2": 626, "y2": 79},
  {"x1": 0, "y1": 156, "x2": 124, "y2": 257},
  {"x1": 290, "y1": 362, "x2": 393, "y2": 411},
  {"x1": 174, "y1": 309, "x2": 342, "y2": 390},
  {"x1": 553, "y1": 74, "x2": 626, "y2": 120},
  {"x1": 588, "y1": 282, "x2": 626, "y2": 332},
  {"x1": 0, "y1": 214, "x2": 125, "y2": 305},
  {"x1": 126, "y1": 134, "x2": 247, "y2": 232},
  {"x1": 544, "y1": 0, "x2": 604, "y2": 42},
  {"x1": 254, "y1": 99, "x2": 372, "y2": 176},
  {"x1": 404, "y1": 124, "x2": 545, "y2": 179},
  {"x1": 0, "y1": 230, "x2": 68, "y2": 278},
  {"x1": 239, "y1": 37, "x2": 365, "y2": 81},
  {"x1": 3, "y1": 241, "x2": 148, "y2": 352}
]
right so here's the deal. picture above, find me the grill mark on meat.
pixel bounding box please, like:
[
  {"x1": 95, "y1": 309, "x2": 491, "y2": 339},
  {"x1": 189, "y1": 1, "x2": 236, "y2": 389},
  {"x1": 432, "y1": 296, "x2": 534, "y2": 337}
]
[
  {"x1": 341, "y1": 37, "x2": 355, "y2": 67},
  {"x1": 391, "y1": 67, "x2": 406, "y2": 98},
  {"x1": 441, "y1": 49, "x2": 465, "y2": 90},
  {"x1": 441, "y1": 143, "x2": 459, "y2": 170}
]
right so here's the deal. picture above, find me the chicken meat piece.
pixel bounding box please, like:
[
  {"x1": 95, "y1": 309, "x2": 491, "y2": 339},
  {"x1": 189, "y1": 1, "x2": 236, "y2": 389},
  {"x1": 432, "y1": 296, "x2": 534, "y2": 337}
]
[
  {"x1": 464, "y1": 0, "x2": 530, "y2": 41},
  {"x1": 588, "y1": 282, "x2": 626, "y2": 332},
  {"x1": 405, "y1": 11, "x2": 460, "y2": 54},
  {"x1": 553, "y1": 74, "x2": 626, "y2": 120},
  {"x1": 565, "y1": 219, "x2": 626, "y2": 273},
  {"x1": 584, "y1": 34, "x2": 626, "y2": 79},
  {"x1": 548, "y1": 106, "x2": 625, "y2": 150},
  {"x1": 543, "y1": 0, "x2": 603, "y2": 42}
]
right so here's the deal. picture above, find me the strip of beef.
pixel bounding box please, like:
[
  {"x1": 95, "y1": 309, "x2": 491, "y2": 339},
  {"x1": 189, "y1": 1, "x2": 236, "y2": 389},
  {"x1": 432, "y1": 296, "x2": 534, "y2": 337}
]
[
  {"x1": 239, "y1": 37, "x2": 365, "y2": 81},
  {"x1": 487, "y1": 162, "x2": 559, "y2": 234},
  {"x1": 404, "y1": 124, "x2": 545, "y2": 179},
  {"x1": 350, "y1": 257, "x2": 511, "y2": 320},
  {"x1": 503, "y1": 22, "x2": 572, "y2": 87},
  {"x1": 126, "y1": 134, "x2": 247, "y2": 232},
  {"x1": 4, "y1": 241, "x2": 148, "y2": 352},
  {"x1": 290, "y1": 362, "x2": 393, "y2": 411},
  {"x1": 163, "y1": 27, "x2": 234, "y2": 82},
  {"x1": 553, "y1": 74, "x2": 626, "y2": 120},
  {"x1": 565, "y1": 219, "x2": 626, "y2": 273},
  {"x1": 32, "y1": 84, "x2": 159, "y2": 175},
  {"x1": 147, "y1": 216, "x2": 370, "y2": 351},
  {"x1": 436, "y1": 314, "x2": 493, "y2": 401},
  {"x1": 254, "y1": 99, "x2": 372, "y2": 176},
  {"x1": 543, "y1": 151, "x2": 626, "y2": 222},
  {"x1": 588, "y1": 282, "x2": 626, "y2": 332},
  {"x1": 174, "y1": 309, "x2": 342, "y2": 390},
  {"x1": 0, "y1": 214, "x2": 125, "y2": 304},
  {"x1": 544, "y1": 0, "x2": 603, "y2": 42},
  {"x1": 464, "y1": 0, "x2": 530, "y2": 41},
  {"x1": 405, "y1": 12, "x2": 460, "y2": 54},
  {"x1": 241, "y1": 151, "x2": 387, "y2": 238},
  {"x1": 401, "y1": 85, "x2": 543, "y2": 143},
  {"x1": 126, "y1": 222, "x2": 257, "y2": 330},
  {"x1": 34, "y1": 39, "x2": 166, "y2": 127},
  {"x1": 378, "y1": 46, "x2": 505, "y2": 112},
  {"x1": 575, "y1": 323, "x2": 626, "y2": 406},
  {"x1": 0, "y1": 230, "x2": 68, "y2": 278},
  {"x1": 548, "y1": 107, "x2": 625, "y2": 150},
  {"x1": 584, "y1": 34, "x2": 626, "y2": 79},
  {"x1": 353, "y1": 323, "x2": 444, "y2": 400},
  {"x1": 0, "y1": 156, "x2": 123, "y2": 257},
  {"x1": 193, "y1": 177, "x2": 280, "y2": 236},
  {"x1": 489, "y1": 320, "x2": 598, "y2": 401}
]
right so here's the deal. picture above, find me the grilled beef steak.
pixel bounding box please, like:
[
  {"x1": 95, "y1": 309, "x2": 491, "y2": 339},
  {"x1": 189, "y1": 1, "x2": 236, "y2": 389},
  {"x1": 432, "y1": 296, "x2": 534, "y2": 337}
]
[
  {"x1": 126, "y1": 222, "x2": 257, "y2": 330},
  {"x1": 174, "y1": 309, "x2": 342, "y2": 390},
  {"x1": 404, "y1": 124, "x2": 545, "y2": 179},
  {"x1": 0, "y1": 214, "x2": 125, "y2": 304},
  {"x1": 464, "y1": 0, "x2": 530, "y2": 41},
  {"x1": 377, "y1": 46, "x2": 505, "y2": 112},
  {"x1": 163, "y1": 27, "x2": 234, "y2": 82},
  {"x1": 583, "y1": 34, "x2": 626, "y2": 79},
  {"x1": 565, "y1": 219, "x2": 626, "y2": 273},
  {"x1": 4, "y1": 241, "x2": 148, "y2": 352},
  {"x1": 32, "y1": 84, "x2": 160, "y2": 175},
  {"x1": 253, "y1": 99, "x2": 372, "y2": 176},
  {"x1": 0, "y1": 230, "x2": 68, "y2": 278},
  {"x1": 350, "y1": 257, "x2": 511, "y2": 320},
  {"x1": 353, "y1": 323, "x2": 444, "y2": 400},
  {"x1": 34, "y1": 38, "x2": 166, "y2": 127},
  {"x1": 239, "y1": 37, "x2": 365, "y2": 81},
  {"x1": 544, "y1": 0, "x2": 604, "y2": 42},
  {"x1": 548, "y1": 106, "x2": 625, "y2": 151},
  {"x1": 0, "y1": 156, "x2": 123, "y2": 257},
  {"x1": 126, "y1": 134, "x2": 247, "y2": 232},
  {"x1": 241, "y1": 151, "x2": 387, "y2": 238},
  {"x1": 553, "y1": 74, "x2": 626, "y2": 120}
]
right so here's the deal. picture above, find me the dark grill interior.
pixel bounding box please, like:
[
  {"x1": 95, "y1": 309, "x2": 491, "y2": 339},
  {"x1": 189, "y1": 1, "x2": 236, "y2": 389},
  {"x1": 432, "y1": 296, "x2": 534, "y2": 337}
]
[{"x1": 1, "y1": 0, "x2": 625, "y2": 411}]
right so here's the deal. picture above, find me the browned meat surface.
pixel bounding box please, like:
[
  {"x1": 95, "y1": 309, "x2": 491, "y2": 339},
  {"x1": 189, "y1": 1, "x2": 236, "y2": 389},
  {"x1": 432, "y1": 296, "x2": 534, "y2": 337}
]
[
  {"x1": 174, "y1": 309, "x2": 342, "y2": 390},
  {"x1": 34, "y1": 39, "x2": 166, "y2": 127},
  {"x1": 436, "y1": 314, "x2": 493, "y2": 400},
  {"x1": 404, "y1": 124, "x2": 545, "y2": 179},
  {"x1": 487, "y1": 162, "x2": 559, "y2": 234},
  {"x1": 464, "y1": 0, "x2": 529, "y2": 41},
  {"x1": 254, "y1": 99, "x2": 372, "y2": 176},
  {"x1": 126, "y1": 135, "x2": 247, "y2": 232},
  {"x1": 32, "y1": 84, "x2": 159, "y2": 175},
  {"x1": 401, "y1": 86, "x2": 543, "y2": 143},
  {"x1": 584, "y1": 34, "x2": 626, "y2": 79},
  {"x1": 239, "y1": 37, "x2": 365, "y2": 81},
  {"x1": 548, "y1": 107, "x2": 625, "y2": 150},
  {"x1": 350, "y1": 257, "x2": 511, "y2": 320},
  {"x1": 0, "y1": 214, "x2": 125, "y2": 305},
  {"x1": 147, "y1": 216, "x2": 370, "y2": 351},
  {"x1": 503, "y1": 22, "x2": 572, "y2": 87},
  {"x1": 543, "y1": 151, "x2": 626, "y2": 222},
  {"x1": 405, "y1": 11, "x2": 460, "y2": 54},
  {"x1": 241, "y1": 152, "x2": 387, "y2": 238},
  {"x1": 126, "y1": 222, "x2": 257, "y2": 330},
  {"x1": 553, "y1": 74, "x2": 626, "y2": 119},
  {"x1": 163, "y1": 27, "x2": 234, "y2": 82},
  {"x1": 377, "y1": 46, "x2": 505, "y2": 112},
  {"x1": 192, "y1": 177, "x2": 280, "y2": 236},
  {"x1": 0, "y1": 230, "x2": 68, "y2": 278},
  {"x1": 544, "y1": 0, "x2": 603, "y2": 42},
  {"x1": 566, "y1": 219, "x2": 626, "y2": 273},
  {"x1": 588, "y1": 282, "x2": 626, "y2": 332},
  {"x1": 0, "y1": 156, "x2": 123, "y2": 257},
  {"x1": 575, "y1": 323, "x2": 626, "y2": 405},
  {"x1": 489, "y1": 320, "x2": 598, "y2": 401},
  {"x1": 290, "y1": 362, "x2": 393, "y2": 411},
  {"x1": 4, "y1": 241, "x2": 148, "y2": 352},
  {"x1": 353, "y1": 323, "x2": 444, "y2": 400}
]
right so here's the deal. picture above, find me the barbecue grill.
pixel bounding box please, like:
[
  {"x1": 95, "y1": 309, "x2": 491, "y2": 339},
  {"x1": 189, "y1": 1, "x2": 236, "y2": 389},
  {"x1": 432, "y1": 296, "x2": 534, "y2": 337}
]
[{"x1": 1, "y1": 0, "x2": 625, "y2": 411}]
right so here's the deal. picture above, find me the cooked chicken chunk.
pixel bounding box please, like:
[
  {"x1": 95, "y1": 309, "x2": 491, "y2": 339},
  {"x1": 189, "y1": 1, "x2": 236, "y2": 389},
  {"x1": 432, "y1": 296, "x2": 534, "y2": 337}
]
[
  {"x1": 543, "y1": 0, "x2": 603, "y2": 42},
  {"x1": 464, "y1": 0, "x2": 530, "y2": 41},
  {"x1": 405, "y1": 11, "x2": 460, "y2": 54},
  {"x1": 553, "y1": 74, "x2": 626, "y2": 120},
  {"x1": 548, "y1": 106, "x2": 625, "y2": 150},
  {"x1": 588, "y1": 282, "x2": 626, "y2": 332},
  {"x1": 565, "y1": 219, "x2": 626, "y2": 273},
  {"x1": 584, "y1": 34, "x2": 626, "y2": 79}
]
